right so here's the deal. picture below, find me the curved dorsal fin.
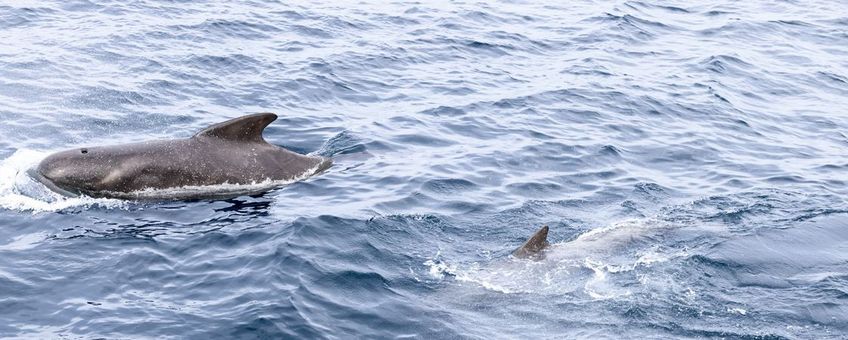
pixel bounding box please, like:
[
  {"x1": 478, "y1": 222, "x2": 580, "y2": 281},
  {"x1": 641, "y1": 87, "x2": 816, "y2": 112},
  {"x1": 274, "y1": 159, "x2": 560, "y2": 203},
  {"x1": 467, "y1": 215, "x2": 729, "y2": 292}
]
[
  {"x1": 513, "y1": 225, "x2": 550, "y2": 259},
  {"x1": 193, "y1": 113, "x2": 277, "y2": 143}
]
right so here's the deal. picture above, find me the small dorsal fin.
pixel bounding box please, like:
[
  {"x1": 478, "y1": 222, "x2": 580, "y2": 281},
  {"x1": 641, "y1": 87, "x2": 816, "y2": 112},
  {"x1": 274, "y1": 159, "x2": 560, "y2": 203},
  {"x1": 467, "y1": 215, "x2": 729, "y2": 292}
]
[
  {"x1": 193, "y1": 113, "x2": 277, "y2": 143},
  {"x1": 513, "y1": 225, "x2": 550, "y2": 259}
]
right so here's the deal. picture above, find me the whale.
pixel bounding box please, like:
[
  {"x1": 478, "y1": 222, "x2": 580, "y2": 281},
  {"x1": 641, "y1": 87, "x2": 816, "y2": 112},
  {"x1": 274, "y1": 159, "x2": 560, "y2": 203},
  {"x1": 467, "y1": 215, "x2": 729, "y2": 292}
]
[
  {"x1": 512, "y1": 221, "x2": 675, "y2": 260},
  {"x1": 431, "y1": 219, "x2": 724, "y2": 295},
  {"x1": 31, "y1": 113, "x2": 332, "y2": 199}
]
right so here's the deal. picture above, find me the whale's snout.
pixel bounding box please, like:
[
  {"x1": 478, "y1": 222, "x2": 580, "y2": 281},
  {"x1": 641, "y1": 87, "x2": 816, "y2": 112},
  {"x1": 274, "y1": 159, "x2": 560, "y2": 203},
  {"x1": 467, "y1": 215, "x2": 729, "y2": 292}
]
[
  {"x1": 37, "y1": 154, "x2": 66, "y2": 183},
  {"x1": 34, "y1": 148, "x2": 105, "y2": 196}
]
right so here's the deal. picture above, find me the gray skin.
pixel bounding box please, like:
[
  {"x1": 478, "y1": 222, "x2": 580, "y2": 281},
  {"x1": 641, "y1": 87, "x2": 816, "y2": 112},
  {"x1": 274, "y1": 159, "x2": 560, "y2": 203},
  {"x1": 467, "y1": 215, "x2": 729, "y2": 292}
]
[
  {"x1": 32, "y1": 113, "x2": 332, "y2": 199},
  {"x1": 512, "y1": 225, "x2": 550, "y2": 259}
]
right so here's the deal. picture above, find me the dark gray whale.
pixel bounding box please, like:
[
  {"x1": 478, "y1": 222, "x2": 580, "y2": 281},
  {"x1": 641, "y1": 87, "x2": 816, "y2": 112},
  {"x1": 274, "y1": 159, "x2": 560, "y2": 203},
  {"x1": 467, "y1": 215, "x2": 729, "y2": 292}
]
[{"x1": 32, "y1": 113, "x2": 332, "y2": 199}]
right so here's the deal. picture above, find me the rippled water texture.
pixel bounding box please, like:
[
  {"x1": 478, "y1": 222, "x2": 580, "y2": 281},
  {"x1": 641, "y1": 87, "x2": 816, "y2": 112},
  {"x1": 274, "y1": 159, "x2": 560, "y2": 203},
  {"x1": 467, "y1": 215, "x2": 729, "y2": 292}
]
[{"x1": 1, "y1": 1, "x2": 847, "y2": 338}]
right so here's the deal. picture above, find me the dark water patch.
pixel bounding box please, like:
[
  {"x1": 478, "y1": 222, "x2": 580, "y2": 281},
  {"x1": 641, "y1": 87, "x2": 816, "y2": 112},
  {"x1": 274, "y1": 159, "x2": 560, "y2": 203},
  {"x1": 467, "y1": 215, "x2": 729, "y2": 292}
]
[
  {"x1": 172, "y1": 19, "x2": 281, "y2": 40},
  {"x1": 763, "y1": 175, "x2": 808, "y2": 184},
  {"x1": 624, "y1": 1, "x2": 692, "y2": 14},
  {"x1": 421, "y1": 178, "x2": 478, "y2": 195},
  {"x1": 772, "y1": 19, "x2": 814, "y2": 27},
  {"x1": 597, "y1": 144, "x2": 623, "y2": 158},
  {"x1": 371, "y1": 14, "x2": 420, "y2": 26},
  {"x1": 430, "y1": 85, "x2": 476, "y2": 96},
  {"x1": 271, "y1": 40, "x2": 319, "y2": 53},
  {"x1": 814, "y1": 163, "x2": 848, "y2": 171},
  {"x1": 816, "y1": 70, "x2": 848, "y2": 84},
  {"x1": 269, "y1": 10, "x2": 307, "y2": 21},
  {"x1": 465, "y1": 40, "x2": 516, "y2": 57},
  {"x1": 505, "y1": 181, "x2": 565, "y2": 198},
  {"x1": 521, "y1": 141, "x2": 580, "y2": 156},
  {"x1": 324, "y1": 15, "x2": 377, "y2": 32},
  {"x1": 408, "y1": 36, "x2": 515, "y2": 58},
  {"x1": 459, "y1": 10, "x2": 509, "y2": 24},
  {"x1": 58, "y1": 0, "x2": 103, "y2": 13},
  {"x1": 581, "y1": 13, "x2": 675, "y2": 42},
  {"x1": 183, "y1": 54, "x2": 261, "y2": 75},
  {"x1": 434, "y1": 19, "x2": 473, "y2": 32},
  {"x1": 0, "y1": 6, "x2": 57, "y2": 28},
  {"x1": 699, "y1": 54, "x2": 754, "y2": 74},
  {"x1": 420, "y1": 106, "x2": 465, "y2": 117},
  {"x1": 487, "y1": 30, "x2": 553, "y2": 52},
  {"x1": 631, "y1": 182, "x2": 673, "y2": 202},
  {"x1": 703, "y1": 10, "x2": 732, "y2": 16},
  {"x1": 563, "y1": 64, "x2": 615, "y2": 76},
  {"x1": 291, "y1": 24, "x2": 334, "y2": 39},
  {"x1": 1, "y1": 58, "x2": 59, "y2": 72},
  {"x1": 387, "y1": 115, "x2": 425, "y2": 128},
  {"x1": 698, "y1": 21, "x2": 761, "y2": 38}
]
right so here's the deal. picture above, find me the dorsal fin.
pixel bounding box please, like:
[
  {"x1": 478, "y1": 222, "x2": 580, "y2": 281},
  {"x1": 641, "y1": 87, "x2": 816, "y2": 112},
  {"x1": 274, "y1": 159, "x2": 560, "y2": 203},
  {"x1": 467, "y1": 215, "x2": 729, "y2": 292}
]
[
  {"x1": 512, "y1": 225, "x2": 550, "y2": 259},
  {"x1": 193, "y1": 113, "x2": 277, "y2": 143}
]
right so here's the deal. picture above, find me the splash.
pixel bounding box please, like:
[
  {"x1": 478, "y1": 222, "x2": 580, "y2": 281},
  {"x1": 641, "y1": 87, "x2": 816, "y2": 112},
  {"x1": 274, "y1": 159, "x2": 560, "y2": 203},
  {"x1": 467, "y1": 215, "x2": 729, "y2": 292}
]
[
  {"x1": 0, "y1": 149, "x2": 128, "y2": 213},
  {"x1": 311, "y1": 130, "x2": 365, "y2": 157},
  {"x1": 427, "y1": 217, "x2": 705, "y2": 296}
]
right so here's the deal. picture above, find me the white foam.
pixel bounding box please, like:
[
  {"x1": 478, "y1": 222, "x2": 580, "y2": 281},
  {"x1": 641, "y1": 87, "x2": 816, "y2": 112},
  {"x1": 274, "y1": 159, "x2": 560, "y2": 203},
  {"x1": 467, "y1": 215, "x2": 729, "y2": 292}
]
[
  {"x1": 0, "y1": 149, "x2": 127, "y2": 213},
  {"x1": 427, "y1": 217, "x2": 708, "y2": 296},
  {"x1": 727, "y1": 307, "x2": 748, "y2": 315},
  {"x1": 0, "y1": 231, "x2": 48, "y2": 251},
  {"x1": 583, "y1": 258, "x2": 632, "y2": 300}
]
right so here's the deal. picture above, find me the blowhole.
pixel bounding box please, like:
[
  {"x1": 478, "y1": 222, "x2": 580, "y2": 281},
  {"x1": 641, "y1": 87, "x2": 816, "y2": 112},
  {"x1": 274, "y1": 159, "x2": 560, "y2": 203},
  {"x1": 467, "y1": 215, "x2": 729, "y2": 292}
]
[{"x1": 80, "y1": 148, "x2": 88, "y2": 154}]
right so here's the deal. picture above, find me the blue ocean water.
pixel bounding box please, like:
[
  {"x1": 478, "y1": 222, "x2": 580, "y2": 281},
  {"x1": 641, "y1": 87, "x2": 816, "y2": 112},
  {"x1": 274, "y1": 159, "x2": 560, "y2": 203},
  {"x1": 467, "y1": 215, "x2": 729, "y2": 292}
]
[{"x1": 1, "y1": 0, "x2": 847, "y2": 338}]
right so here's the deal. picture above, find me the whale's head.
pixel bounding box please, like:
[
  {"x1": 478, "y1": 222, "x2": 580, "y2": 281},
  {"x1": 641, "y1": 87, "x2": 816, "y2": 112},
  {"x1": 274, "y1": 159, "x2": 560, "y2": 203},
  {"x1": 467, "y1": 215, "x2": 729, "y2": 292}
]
[{"x1": 33, "y1": 147, "x2": 120, "y2": 196}]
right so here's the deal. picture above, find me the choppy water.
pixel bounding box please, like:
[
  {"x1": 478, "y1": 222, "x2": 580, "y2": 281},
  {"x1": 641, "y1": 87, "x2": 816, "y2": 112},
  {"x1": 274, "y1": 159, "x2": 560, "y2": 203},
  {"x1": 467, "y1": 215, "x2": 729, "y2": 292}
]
[{"x1": 1, "y1": 0, "x2": 847, "y2": 338}]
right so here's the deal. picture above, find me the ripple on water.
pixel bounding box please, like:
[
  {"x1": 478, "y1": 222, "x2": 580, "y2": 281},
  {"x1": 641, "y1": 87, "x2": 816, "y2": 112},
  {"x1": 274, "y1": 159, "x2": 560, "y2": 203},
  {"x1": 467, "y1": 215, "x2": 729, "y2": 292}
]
[{"x1": 1, "y1": 0, "x2": 848, "y2": 338}]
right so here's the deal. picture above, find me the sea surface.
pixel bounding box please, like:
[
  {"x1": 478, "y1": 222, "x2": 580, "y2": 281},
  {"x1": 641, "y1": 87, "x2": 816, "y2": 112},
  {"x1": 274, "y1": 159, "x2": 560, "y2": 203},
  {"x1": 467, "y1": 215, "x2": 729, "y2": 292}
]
[{"x1": 1, "y1": 0, "x2": 847, "y2": 338}]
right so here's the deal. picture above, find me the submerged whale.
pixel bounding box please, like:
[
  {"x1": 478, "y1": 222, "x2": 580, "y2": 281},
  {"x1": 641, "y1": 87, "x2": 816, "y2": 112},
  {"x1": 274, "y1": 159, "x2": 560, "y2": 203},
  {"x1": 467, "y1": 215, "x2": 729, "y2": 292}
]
[{"x1": 32, "y1": 113, "x2": 332, "y2": 199}]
